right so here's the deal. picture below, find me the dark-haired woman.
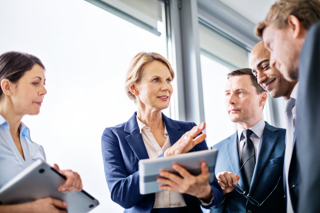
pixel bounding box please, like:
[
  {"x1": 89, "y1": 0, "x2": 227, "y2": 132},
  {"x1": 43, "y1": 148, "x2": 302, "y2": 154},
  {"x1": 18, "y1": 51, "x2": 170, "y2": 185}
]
[{"x1": 0, "y1": 51, "x2": 82, "y2": 213}]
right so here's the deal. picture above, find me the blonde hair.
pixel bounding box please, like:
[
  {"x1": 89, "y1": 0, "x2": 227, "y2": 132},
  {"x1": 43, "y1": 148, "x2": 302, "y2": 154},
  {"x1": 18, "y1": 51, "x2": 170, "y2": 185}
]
[
  {"x1": 125, "y1": 52, "x2": 175, "y2": 101},
  {"x1": 255, "y1": 0, "x2": 320, "y2": 38}
]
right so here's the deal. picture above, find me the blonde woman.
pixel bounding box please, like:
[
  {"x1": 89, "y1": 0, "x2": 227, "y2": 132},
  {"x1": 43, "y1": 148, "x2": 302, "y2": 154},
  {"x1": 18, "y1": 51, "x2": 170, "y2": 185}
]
[{"x1": 101, "y1": 52, "x2": 222, "y2": 213}]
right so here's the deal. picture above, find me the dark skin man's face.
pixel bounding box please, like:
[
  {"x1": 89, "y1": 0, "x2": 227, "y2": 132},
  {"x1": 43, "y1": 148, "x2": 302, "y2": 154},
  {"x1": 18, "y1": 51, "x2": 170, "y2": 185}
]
[{"x1": 250, "y1": 41, "x2": 297, "y2": 100}]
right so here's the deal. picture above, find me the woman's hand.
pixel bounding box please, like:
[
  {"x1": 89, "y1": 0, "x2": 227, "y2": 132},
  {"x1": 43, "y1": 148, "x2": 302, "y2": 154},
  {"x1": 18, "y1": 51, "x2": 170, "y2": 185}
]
[
  {"x1": 157, "y1": 161, "x2": 213, "y2": 202},
  {"x1": 53, "y1": 164, "x2": 82, "y2": 193},
  {"x1": 30, "y1": 197, "x2": 68, "y2": 213},
  {"x1": 216, "y1": 171, "x2": 239, "y2": 195},
  {"x1": 164, "y1": 123, "x2": 206, "y2": 157},
  {"x1": 0, "y1": 197, "x2": 67, "y2": 213}
]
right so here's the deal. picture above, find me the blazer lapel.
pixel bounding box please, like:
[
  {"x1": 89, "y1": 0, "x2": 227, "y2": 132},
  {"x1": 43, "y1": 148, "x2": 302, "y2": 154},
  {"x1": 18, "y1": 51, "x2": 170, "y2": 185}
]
[
  {"x1": 162, "y1": 113, "x2": 184, "y2": 146},
  {"x1": 249, "y1": 122, "x2": 278, "y2": 194},
  {"x1": 124, "y1": 112, "x2": 149, "y2": 160},
  {"x1": 226, "y1": 132, "x2": 244, "y2": 187}
]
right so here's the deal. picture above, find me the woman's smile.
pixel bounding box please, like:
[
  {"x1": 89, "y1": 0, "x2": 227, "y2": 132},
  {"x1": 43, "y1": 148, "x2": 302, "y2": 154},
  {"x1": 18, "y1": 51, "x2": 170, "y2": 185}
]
[{"x1": 157, "y1": 95, "x2": 169, "y2": 101}]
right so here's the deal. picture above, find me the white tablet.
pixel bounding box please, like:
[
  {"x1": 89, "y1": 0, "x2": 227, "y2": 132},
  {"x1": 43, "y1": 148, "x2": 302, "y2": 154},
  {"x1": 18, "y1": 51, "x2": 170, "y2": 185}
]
[
  {"x1": 139, "y1": 149, "x2": 218, "y2": 195},
  {"x1": 0, "y1": 160, "x2": 99, "y2": 213}
]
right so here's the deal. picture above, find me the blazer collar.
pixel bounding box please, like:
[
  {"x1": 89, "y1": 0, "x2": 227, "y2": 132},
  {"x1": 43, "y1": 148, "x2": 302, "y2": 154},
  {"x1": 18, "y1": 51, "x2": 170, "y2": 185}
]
[
  {"x1": 124, "y1": 112, "x2": 149, "y2": 160},
  {"x1": 249, "y1": 122, "x2": 279, "y2": 194},
  {"x1": 124, "y1": 112, "x2": 139, "y2": 133},
  {"x1": 123, "y1": 112, "x2": 183, "y2": 160},
  {"x1": 162, "y1": 113, "x2": 184, "y2": 146}
]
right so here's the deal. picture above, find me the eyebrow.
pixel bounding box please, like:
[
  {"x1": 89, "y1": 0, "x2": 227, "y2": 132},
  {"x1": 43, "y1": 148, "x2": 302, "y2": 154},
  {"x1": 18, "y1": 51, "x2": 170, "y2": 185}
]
[
  {"x1": 32, "y1": 76, "x2": 46, "y2": 81},
  {"x1": 150, "y1": 75, "x2": 172, "y2": 79},
  {"x1": 256, "y1": 59, "x2": 269, "y2": 68},
  {"x1": 225, "y1": 89, "x2": 244, "y2": 93}
]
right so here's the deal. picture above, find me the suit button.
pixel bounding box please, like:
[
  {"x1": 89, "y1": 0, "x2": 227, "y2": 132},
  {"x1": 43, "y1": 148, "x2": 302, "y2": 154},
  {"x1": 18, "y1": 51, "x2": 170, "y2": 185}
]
[
  {"x1": 292, "y1": 184, "x2": 296, "y2": 188},
  {"x1": 247, "y1": 211, "x2": 252, "y2": 213}
]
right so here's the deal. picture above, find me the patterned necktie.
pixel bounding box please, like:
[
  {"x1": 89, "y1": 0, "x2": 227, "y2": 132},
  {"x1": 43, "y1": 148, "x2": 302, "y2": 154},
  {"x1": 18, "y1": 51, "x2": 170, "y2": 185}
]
[
  {"x1": 284, "y1": 98, "x2": 296, "y2": 213},
  {"x1": 241, "y1": 129, "x2": 255, "y2": 190}
]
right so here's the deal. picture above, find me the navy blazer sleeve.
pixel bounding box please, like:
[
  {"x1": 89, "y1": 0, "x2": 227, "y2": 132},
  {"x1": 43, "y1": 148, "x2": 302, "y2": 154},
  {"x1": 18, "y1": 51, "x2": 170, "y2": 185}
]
[
  {"x1": 296, "y1": 22, "x2": 320, "y2": 213},
  {"x1": 101, "y1": 127, "x2": 144, "y2": 209}
]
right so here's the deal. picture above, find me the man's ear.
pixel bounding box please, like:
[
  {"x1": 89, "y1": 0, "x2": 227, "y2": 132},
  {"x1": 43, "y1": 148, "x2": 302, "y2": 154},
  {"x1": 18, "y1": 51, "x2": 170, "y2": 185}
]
[
  {"x1": 1, "y1": 79, "x2": 13, "y2": 96},
  {"x1": 129, "y1": 84, "x2": 139, "y2": 96},
  {"x1": 260, "y1": 92, "x2": 268, "y2": 107},
  {"x1": 287, "y1": 15, "x2": 303, "y2": 39}
]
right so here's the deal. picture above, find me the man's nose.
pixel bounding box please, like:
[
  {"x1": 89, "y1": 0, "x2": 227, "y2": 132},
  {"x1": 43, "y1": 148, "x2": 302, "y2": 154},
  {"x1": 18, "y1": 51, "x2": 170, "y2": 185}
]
[
  {"x1": 269, "y1": 54, "x2": 276, "y2": 68},
  {"x1": 257, "y1": 70, "x2": 267, "y2": 85},
  {"x1": 228, "y1": 93, "x2": 235, "y2": 105}
]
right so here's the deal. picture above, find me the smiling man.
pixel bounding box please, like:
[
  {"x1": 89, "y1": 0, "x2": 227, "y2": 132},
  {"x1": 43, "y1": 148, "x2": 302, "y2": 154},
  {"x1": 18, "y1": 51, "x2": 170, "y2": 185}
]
[
  {"x1": 250, "y1": 41, "x2": 299, "y2": 213},
  {"x1": 211, "y1": 69, "x2": 286, "y2": 213},
  {"x1": 250, "y1": 41, "x2": 297, "y2": 100},
  {"x1": 255, "y1": 1, "x2": 320, "y2": 212}
]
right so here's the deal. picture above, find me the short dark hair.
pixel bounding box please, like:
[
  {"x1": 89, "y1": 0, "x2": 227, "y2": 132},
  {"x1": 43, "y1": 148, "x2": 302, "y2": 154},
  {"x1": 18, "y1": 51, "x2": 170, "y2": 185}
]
[
  {"x1": 0, "y1": 51, "x2": 45, "y2": 95},
  {"x1": 227, "y1": 68, "x2": 266, "y2": 94}
]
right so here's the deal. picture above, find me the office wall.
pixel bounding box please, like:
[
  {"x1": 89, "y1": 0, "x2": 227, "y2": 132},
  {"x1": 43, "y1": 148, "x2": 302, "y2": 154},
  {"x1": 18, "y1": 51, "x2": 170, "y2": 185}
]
[{"x1": 0, "y1": 0, "x2": 166, "y2": 212}]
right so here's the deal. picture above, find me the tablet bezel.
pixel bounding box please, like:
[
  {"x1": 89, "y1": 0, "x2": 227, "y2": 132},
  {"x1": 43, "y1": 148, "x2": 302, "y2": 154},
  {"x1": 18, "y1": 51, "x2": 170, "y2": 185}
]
[{"x1": 139, "y1": 149, "x2": 218, "y2": 195}]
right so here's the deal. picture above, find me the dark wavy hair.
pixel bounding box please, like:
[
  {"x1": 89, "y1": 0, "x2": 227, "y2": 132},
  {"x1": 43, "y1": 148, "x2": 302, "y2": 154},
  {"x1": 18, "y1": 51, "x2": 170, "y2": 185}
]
[{"x1": 0, "y1": 51, "x2": 45, "y2": 95}]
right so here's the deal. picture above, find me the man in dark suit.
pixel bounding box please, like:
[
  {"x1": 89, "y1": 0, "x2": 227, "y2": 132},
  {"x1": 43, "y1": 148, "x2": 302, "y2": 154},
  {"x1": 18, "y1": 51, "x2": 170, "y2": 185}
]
[
  {"x1": 255, "y1": 1, "x2": 320, "y2": 212},
  {"x1": 250, "y1": 40, "x2": 299, "y2": 212},
  {"x1": 294, "y1": 22, "x2": 320, "y2": 213},
  {"x1": 211, "y1": 68, "x2": 286, "y2": 213}
]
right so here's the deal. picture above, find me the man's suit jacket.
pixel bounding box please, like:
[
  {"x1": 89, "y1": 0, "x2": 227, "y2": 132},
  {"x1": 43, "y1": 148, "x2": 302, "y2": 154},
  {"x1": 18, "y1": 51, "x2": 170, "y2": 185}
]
[
  {"x1": 101, "y1": 112, "x2": 223, "y2": 213},
  {"x1": 211, "y1": 122, "x2": 286, "y2": 213},
  {"x1": 296, "y1": 21, "x2": 320, "y2": 213},
  {"x1": 286, "y1": 134, "x2": 300, "y2": 212}
]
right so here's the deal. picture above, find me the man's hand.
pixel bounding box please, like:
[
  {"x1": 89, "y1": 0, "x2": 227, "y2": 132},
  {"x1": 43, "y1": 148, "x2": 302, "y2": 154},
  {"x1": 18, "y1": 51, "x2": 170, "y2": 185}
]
[
  {"x1": 53, "y1": 164, "x2": 82, "y2": 193},
  {"x1": 164, "y1": 123, "x2": 206, "y2": 157},
  {"x1": 157, "y1": 161, "x2": 212, "y2": 202},
  {"x1": 216, "y1": 171, "x2": 239, "y2": 195}
]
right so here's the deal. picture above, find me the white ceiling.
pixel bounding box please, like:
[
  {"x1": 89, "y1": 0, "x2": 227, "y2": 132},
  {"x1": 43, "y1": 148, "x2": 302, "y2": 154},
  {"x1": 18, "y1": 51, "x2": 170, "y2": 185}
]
[{"x1": 219, "y1": 0, "x2": 276, "y2": 24}]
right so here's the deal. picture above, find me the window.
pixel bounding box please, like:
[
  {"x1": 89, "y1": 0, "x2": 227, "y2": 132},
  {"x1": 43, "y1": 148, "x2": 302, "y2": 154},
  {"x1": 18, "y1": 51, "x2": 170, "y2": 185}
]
[
  {"x1": 200, "y1": 54, "x2": 238, "y2": 146},
  {"x1": 198, "y1": 23, "x2": 249, "y2": 147},
  {"x1": 0, "y1": 0, "x2": 167, "y2": 212}
]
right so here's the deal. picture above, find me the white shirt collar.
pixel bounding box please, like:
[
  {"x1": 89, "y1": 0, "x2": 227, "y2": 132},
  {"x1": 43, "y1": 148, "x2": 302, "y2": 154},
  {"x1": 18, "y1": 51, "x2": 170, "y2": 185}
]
[
  {"x1": 237, "y1": 119, "x2": 265, "y2": 141},
  {"x1": 290, "y1": 82, "x2": 299, "y2": 100},
  {"x1": 136, "y1": 116, "x2": 168, "y2": 135}
]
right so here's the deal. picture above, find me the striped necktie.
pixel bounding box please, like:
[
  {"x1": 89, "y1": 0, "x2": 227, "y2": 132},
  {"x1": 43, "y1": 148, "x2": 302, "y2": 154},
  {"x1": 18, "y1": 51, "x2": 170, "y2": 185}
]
[{"x1": 241, "y1": 129, "x2": 255, "y2": 190}]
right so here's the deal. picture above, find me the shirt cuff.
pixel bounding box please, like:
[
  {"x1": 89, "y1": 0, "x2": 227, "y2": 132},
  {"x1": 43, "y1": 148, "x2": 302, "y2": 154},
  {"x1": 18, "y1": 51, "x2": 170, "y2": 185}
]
[{"x1": 199, "y1": 192, "x2": 214, "y2": 206}]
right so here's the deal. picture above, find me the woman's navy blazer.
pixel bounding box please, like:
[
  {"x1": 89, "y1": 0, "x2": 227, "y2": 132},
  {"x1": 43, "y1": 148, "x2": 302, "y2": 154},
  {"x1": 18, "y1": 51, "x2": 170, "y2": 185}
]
[{"x1": 101, "y1": 112, "x2": 223, "y2": 213}]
